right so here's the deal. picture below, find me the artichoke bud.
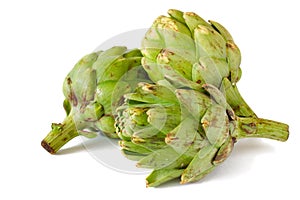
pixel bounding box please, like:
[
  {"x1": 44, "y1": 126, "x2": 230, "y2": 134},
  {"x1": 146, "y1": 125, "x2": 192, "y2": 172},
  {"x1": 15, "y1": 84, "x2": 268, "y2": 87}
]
[{"x1": 112, "y1": 10, "x2": 289, "y2": 187}]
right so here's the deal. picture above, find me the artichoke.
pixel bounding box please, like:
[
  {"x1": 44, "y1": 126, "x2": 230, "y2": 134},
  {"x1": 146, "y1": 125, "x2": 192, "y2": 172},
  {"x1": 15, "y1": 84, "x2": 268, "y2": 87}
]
[
  {"x1": 141, "y1": 9, "x2": 255, "y2": 117},
  {"x1": 115, "y1": 80, "x2": 289, "y2": 187},
  {"x1": 117, "y1": 9, "x2": 288, "y2": 186},
  {"x1": 41, "y1": 46, "x2": 143, "y2": 154}
]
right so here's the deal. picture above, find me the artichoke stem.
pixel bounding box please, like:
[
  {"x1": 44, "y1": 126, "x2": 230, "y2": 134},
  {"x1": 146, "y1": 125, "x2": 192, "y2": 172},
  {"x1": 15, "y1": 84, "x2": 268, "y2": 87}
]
[
  {"x1": 222, "y1": 79, "x2": 257, "y2": 118},
  {"x1": 233, "y1": 117, "x2": 289, "y2": 142},
  {"x1": 232, "y1": 88, "x2": 257, "y2": 118},
  {"x1": 41, "y1": 114, "x2": 79, "y2": 154}
]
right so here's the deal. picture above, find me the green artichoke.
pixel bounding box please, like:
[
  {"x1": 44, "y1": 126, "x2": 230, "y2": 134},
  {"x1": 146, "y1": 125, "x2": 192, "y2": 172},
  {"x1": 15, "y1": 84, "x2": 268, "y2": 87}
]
[
  {"x1": 41, "y1": 46, "x2": 143, "y2": 154},
  {"x1": 141, "y1": 9, "x2": 254, "y2": 118},
  {"x1": 115, "y1": 80, "x2": 288, "y2": 187}
]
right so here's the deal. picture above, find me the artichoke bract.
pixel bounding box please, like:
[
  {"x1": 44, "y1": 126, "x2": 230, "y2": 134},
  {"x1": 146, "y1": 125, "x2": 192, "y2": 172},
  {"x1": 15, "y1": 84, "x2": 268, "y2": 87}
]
[
  {"x1": 141, "y1": 9, "x2": 254, "y2": 117},
  {"x1": 41, "y1": 46, "x2": 143, "y2": 154},
  {"x1": 115, "y1": 80, "x2": 288, "y2": 187}
]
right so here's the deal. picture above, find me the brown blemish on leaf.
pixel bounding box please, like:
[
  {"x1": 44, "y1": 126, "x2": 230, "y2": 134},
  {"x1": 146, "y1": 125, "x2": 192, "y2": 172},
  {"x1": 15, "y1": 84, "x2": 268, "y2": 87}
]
[
  {"x1": 160, "y1": 49, "x2": 175, "y2": 55},
  {"x1": 144, "y1": 65, "x2": 150, "y2": 70},
  {"x1": 185, "y1": 12, "x2": 197, "y2": 17},
  {"x1": 226, "y1": 41, "x2": 238, "y2": 50},
  {"x1": 226, "y1": 109, "x2": 235, "y2": 120},
  {"x1": 67, "y1": 77, "x2": 78, "y2": 106},
  {"x1": 196, "y1": 80, "x2": 202, "y2": 84},
  {"x1": 202, "y1": 120, "x2": 210, "y2": 129},
  {"x1": 67, "y1": 77, "x2": 72, "y2": 85}
]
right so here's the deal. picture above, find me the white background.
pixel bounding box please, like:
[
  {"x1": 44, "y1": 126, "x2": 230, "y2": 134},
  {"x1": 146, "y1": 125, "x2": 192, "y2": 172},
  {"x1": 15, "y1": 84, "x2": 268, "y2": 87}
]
[{"x1": 1, "y1": 0, "x2": 299, "y2": 199}]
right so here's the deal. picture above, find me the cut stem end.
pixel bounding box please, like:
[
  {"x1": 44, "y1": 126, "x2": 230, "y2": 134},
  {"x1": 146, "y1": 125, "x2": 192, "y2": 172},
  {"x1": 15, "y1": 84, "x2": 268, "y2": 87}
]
[{"x1": 41, "y1": 114, "x2": 79, "y2": 154}]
